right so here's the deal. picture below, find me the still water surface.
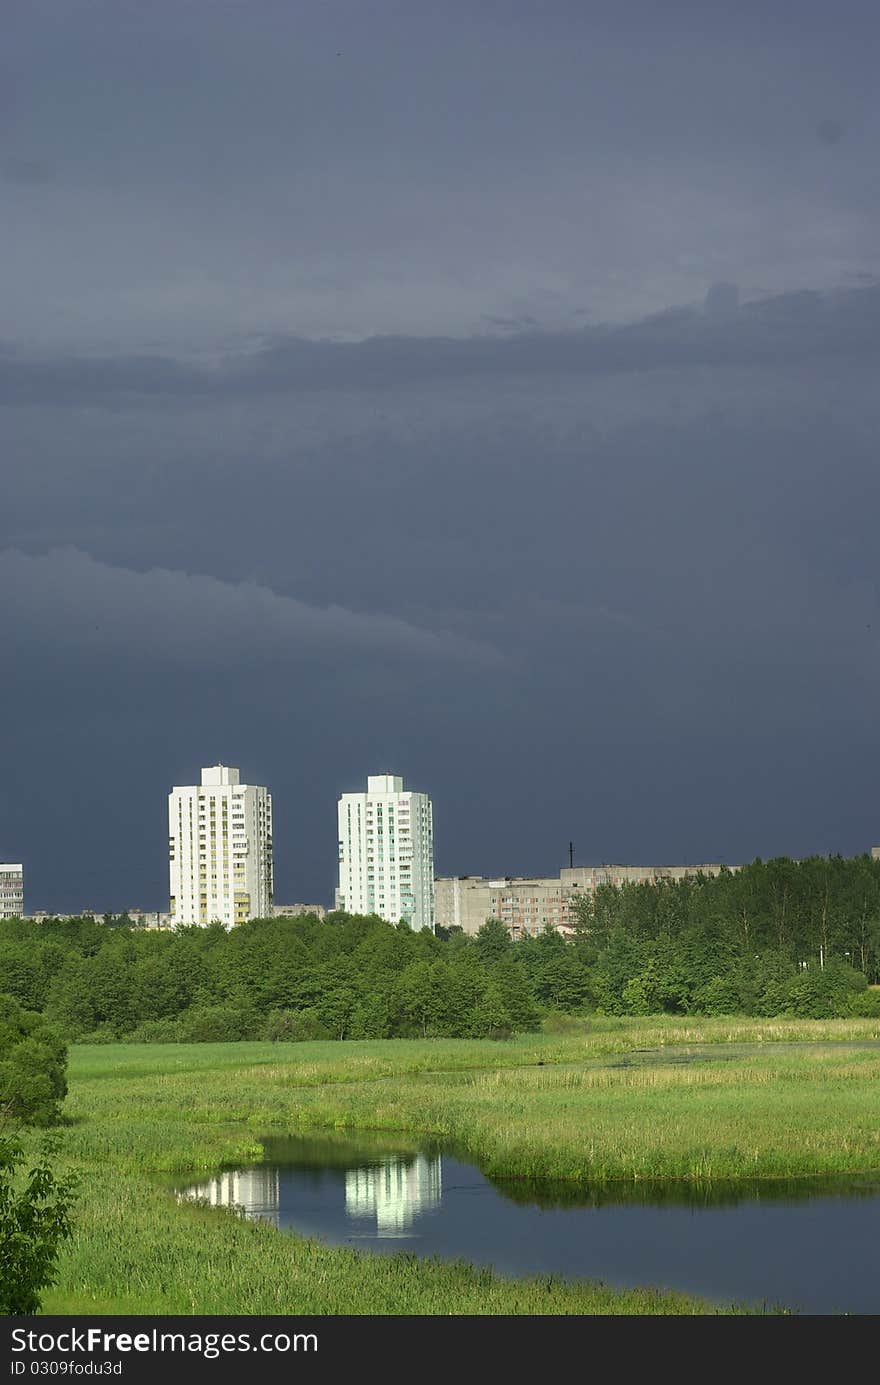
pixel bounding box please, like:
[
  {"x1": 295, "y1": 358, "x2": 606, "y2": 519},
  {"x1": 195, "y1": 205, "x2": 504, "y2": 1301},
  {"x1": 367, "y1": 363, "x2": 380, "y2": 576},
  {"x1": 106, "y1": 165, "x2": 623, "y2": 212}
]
[{"x1": 177, "y1": 1132, "x2": 880, "y2": 1314}]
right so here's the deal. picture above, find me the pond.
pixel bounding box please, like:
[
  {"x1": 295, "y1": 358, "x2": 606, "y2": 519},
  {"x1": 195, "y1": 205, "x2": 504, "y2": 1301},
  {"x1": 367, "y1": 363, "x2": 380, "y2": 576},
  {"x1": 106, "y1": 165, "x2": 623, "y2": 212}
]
[{"x1": 176, "y1": 1131, "x2": 880, "y2": 1314}]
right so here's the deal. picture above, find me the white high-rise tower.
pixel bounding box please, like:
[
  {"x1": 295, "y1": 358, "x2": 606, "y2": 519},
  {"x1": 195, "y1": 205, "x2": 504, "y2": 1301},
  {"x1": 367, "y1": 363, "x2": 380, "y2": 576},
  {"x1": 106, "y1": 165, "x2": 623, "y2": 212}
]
[
  {"x1": 337, "y1": 774, "x2": 434, "y2": 930},
  {"x1": 169, "y1": 765, "x2": 273, "y2": 927}
]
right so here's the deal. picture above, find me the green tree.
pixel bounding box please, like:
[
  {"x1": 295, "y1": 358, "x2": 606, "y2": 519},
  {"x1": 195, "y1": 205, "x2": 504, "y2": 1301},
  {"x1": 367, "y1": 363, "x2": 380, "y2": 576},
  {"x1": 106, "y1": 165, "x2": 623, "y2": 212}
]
[
  {"x1": 45, "y1": 956, "x2": 96, "y2": 1037},
  {"x1": 348, "y1": 993, "x2": 392, "y2": 1039},
  {"x1": 392, "y1": 961, "x2": 448, "y2": 1037},
  {"x1": 0, "y1": 946, "x2": 44, "y2": 1011},
  {"x1": 474, "y1": 919, "x2": 512, "y2": 962},
  {"x1": 472, "y1": 980, "x2": 513, "y2": 1038},
  {"x1": 131, "y1": 941, "x2": 206, "y2": 1022},
  {"x1": 492, "y1": 957, "x2": 541, "y2": 1030},
  {"x1": 441, "y1": 949, "x2": 484, "y2": 1035},
  {"x1": 315, "y1": 985, "x2": 358, "y2": 1040},
  {"x1": 0, "y1": 997, "x2": 68, "y2": 1126}
]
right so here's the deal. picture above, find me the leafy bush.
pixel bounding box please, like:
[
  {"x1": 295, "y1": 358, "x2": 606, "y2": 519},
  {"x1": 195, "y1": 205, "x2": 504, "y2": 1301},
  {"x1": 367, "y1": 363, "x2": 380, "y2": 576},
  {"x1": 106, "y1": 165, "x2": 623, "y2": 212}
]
[
  {"x1": 620, "y1": 975, "x2": 654, "y2": 1016},
  {"x1": 846, "y1": 987, "x2": 880, "y2": 1017},
  {"x1": 691, "y1": 974, "x2": 748, "y2": 1016},
  {"x1": 175, "y1": 1004, "x2": 261, "y2": 1042},
  {"x1": 540, "y1": 1012, "x2": 591, "y2": 1034},
  {"x1": 126, "y1": 1018, "x2": 186, "y2": 1043},
  {"x1": 779, "y1": 960, "x2": 867, "y2": 1018},
  {"x1": 0, "y1": 1134, "x2": 77, "y2": 1314},
  {"x1": 0, "y1": 996, "x2": 68, "y2": 1126},
  {"x1": 261, "y1": 1009, "x2": 332, "y2": 1042},
  {"x1": 76, "y1": 1024, "x2": 119, "y2": 1045}
]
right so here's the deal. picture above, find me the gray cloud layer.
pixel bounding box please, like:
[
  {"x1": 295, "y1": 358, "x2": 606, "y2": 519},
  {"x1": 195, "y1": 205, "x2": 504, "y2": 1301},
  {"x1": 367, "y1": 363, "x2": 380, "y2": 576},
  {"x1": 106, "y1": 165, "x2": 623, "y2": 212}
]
[
  {"x1": 2, "y1": 3, "x2": 878, "y2": 910},
  {"x1": 0, "y1": 547, "x2": 504, "y2": 669},
  {"x1": 2, "y1": 1, "x2": 879, "y2": 349},
  {"x1": 1, "y1": 283, "x2": 879, "y2": 404}
]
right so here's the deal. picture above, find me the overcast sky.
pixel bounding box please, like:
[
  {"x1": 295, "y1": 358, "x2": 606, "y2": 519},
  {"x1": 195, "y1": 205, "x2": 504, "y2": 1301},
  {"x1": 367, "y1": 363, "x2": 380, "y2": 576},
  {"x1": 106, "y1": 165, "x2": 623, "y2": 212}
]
[{"x1": 2, "y1": 1, "x2": 879, "y2": 911}]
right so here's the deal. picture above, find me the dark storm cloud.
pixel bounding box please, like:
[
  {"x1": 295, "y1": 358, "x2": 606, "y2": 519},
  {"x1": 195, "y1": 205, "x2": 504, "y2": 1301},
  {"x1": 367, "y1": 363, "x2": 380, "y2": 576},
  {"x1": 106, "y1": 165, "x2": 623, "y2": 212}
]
[
  {"x1": 2, "y1": 284, "x2": 880, "y2": 405},
  {"x1": 704, "y1": 283, "x2": 739, "y2": 318},
  {"x1": 1, "y1": 157, "x2": 52, "y2": 184},
  {"x1": 2, "y1": 1, "x2": 879, "y2": 909},
  {"x1": 817, "y1": 119, "x2": 846, "y2": 145},
  {"x1": 0, "y1": 547, "x2": 504, "y2": 669},
  {"x1": 2, "y1": 0, "x2": 880, "y2": 347}
]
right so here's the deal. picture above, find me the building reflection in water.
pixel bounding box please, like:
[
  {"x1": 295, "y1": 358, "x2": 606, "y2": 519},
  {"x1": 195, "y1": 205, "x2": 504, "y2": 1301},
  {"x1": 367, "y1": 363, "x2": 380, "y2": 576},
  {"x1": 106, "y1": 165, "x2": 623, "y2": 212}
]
[
  {"x1": 178, "y1": 1153, "x2": 443, "y2": 1238},
  {"x1": 180, "y1": 1167, "x2": 282, "y2": 1228},
  {"x1": 345, "y1": 1155, "x2": 443, "y2": 1237}
]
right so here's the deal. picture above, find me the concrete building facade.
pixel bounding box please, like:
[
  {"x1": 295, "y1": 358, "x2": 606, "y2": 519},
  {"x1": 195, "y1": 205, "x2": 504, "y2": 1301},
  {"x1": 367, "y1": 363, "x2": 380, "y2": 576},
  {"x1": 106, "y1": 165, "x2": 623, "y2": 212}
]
[
  {"x1": 169, "y1": 765, "x2": 273, "y2": 927},
  {"x1": 272, "y1": 902, "x2": 327, "y2": 920},
  {"x1": 337, "y1": 774, "x2": 434, "y2": 930},
  {"x1": 434, "y1": 875, "x2": 575, "y2": 938},
  {"x1": 435, "y1": 861, "x2": 737, "y2": 939},
  {"x1": 24, "y1": 909, "x2": 173, "y2": 928},
  {"x1": 0, "y1": 864, "x2": 24, "y2": 919}
]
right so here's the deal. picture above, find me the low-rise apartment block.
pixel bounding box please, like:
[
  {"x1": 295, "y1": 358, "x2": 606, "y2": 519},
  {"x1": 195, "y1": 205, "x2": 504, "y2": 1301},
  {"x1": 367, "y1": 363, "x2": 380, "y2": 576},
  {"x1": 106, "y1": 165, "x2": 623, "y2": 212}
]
[
  {"x1": 435, "y1": 861, "x2": 736, "y2": 939},
  {"x1": 0, "y1": 863, "x2": 24, "y2": 919},
  {"x1": 272, "y1": 902, "x2": 327, "y2": 920},
  {"x1": 434, "y1": 875, "x2": 574, "y2": 938},
  {"x1": 24, "y1": 909, "x2": 174, "y2": 928}
]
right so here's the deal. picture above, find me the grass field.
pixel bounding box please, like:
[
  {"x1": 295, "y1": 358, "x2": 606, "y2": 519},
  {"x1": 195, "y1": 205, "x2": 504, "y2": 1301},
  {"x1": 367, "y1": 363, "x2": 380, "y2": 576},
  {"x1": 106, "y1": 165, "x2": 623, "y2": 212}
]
[{"x1": 31, "y1": 1015, "x2": 880, "y2": 1315}]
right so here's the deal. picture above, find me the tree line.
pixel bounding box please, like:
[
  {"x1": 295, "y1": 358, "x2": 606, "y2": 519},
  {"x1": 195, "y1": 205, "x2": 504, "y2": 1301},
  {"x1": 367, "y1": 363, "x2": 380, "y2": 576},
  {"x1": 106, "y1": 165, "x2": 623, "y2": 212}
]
[
  {"x1": 1, "y1": 855, "x2": 879, "y2": 1041},
  {"x1": 572, "y1": 854, "x2": 880, "y2": 1017},
  {"x1": 0, "y1": 910, "x2": 540, "y2": 1041}
]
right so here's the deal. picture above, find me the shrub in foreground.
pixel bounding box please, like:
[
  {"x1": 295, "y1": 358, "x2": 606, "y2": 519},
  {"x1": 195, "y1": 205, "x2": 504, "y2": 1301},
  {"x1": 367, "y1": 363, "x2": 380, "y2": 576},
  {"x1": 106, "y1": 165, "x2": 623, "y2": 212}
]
[{"x1": 0, "y1": 1134, "x2": 77, "y2": 1314}]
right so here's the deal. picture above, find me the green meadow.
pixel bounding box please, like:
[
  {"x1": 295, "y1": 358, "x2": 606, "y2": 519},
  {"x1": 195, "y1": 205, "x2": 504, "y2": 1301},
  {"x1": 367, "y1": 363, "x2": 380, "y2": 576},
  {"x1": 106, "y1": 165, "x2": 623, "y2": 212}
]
[{"x1": 33, "y1": 1015, "x2": 880, "y2": 1315}]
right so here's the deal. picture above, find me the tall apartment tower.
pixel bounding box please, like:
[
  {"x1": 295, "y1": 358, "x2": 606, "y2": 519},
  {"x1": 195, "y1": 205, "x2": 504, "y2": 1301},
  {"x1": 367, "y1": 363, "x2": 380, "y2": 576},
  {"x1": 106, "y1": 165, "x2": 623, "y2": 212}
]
[
  {"x1": 169, "y1": 765, "x2": 273, "y2": 928},
  {"x1": 337, "y1": 774, "x2": 435, "y2": 930},
  {"x1": 0, "y1": 864, "x2": 24, "y2": 919}
]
